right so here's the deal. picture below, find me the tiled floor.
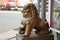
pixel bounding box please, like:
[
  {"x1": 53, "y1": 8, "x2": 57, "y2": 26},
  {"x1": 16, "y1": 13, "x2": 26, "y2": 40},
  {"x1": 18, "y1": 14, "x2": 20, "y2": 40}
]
[{"x1": 0, "y1": 30, "x2": 18, "y2": 40}]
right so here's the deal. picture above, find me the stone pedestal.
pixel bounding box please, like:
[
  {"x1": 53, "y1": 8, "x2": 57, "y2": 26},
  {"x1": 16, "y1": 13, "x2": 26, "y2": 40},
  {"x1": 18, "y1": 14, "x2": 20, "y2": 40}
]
[{"x1": 16, "y1": 31, "x2": 54, "y2": 40}]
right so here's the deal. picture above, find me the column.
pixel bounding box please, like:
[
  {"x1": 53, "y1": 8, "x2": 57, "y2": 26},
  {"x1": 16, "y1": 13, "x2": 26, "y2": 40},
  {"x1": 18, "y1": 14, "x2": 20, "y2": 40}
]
[
  {"x1": 48, "y1": 0, "x2": 54, "y2": 26},
  {"x1": 40, "y1": 0, "x2": 46, "y2": 19}
]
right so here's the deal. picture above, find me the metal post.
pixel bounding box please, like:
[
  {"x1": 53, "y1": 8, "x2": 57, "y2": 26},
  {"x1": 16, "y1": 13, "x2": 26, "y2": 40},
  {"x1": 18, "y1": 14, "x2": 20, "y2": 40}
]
[
  {"x1": 48, "y1": 0, "x2": 54, "y2": 26},
  {"x1": 37, "y1": 0, "x2": 41, "y2": 14},
  {"x1": 41, "y1": 0, "x2": 46, "y2": 19}
]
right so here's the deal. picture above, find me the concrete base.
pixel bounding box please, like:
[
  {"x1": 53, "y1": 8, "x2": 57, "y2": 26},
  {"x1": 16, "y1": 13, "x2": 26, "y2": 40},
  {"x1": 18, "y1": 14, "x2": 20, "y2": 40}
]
[{"x1": 16, "y1": 31, "x2": 54, "y2": 40}]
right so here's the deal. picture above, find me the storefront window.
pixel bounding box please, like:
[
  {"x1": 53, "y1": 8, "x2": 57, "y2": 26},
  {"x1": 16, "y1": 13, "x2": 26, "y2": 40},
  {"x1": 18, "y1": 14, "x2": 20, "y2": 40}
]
[
  {"x1": 53, "y1": 12, "x2": 60, "y2": 29},
  {"x1": 51, "y1": 0, "x2": 60, "y2": 30}
]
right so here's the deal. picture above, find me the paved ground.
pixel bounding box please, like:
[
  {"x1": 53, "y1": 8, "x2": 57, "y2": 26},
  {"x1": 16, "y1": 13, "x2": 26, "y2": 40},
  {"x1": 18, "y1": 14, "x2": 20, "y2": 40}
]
[
  {"x1": 0, "y1": 11, "x2": 23, "y2": 33},
  {"x1": 0, "y1": 30, "x2": 18, "y2": 40}
]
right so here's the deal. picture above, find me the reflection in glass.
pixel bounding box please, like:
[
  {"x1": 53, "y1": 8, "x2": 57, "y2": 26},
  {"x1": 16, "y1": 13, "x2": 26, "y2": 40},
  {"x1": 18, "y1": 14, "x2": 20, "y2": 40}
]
[{"x1": 52, "y1": 0, "x2": 60, "y2": 29}]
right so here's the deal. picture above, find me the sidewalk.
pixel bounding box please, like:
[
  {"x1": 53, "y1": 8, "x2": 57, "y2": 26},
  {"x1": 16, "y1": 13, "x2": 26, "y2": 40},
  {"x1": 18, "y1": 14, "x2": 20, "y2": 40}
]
[{"x1": 0, "y1": 30, "x2": 18, "y2": 40}]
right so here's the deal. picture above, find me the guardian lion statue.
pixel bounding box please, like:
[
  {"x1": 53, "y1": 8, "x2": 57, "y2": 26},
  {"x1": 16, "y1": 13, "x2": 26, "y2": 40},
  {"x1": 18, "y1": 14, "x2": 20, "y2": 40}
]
[{"x1": 19, "y1": 3, "x2": 50, "y2": 37}]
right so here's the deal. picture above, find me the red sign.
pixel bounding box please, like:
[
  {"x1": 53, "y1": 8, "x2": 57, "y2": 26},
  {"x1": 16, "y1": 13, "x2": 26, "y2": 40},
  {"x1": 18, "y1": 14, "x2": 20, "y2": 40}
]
[
  {"x1": 6, "y1": 3, "x2": 11, "y2": 6},
  {"x1": 50, "y1": 20, "x2": 55, "y2": 27}
]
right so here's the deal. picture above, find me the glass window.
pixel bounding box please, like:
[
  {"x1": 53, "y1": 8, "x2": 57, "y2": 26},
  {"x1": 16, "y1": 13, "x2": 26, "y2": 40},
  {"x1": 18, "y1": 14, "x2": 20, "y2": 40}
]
[{"x1": 51, "y1": 0, "x2": 60, "y2": 30}]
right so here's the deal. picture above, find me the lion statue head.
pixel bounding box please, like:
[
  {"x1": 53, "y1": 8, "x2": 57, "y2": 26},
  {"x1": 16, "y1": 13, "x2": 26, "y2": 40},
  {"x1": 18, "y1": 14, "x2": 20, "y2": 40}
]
[{"x1": 21, "y1": 3, "x2": 39, "y2": 18}]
